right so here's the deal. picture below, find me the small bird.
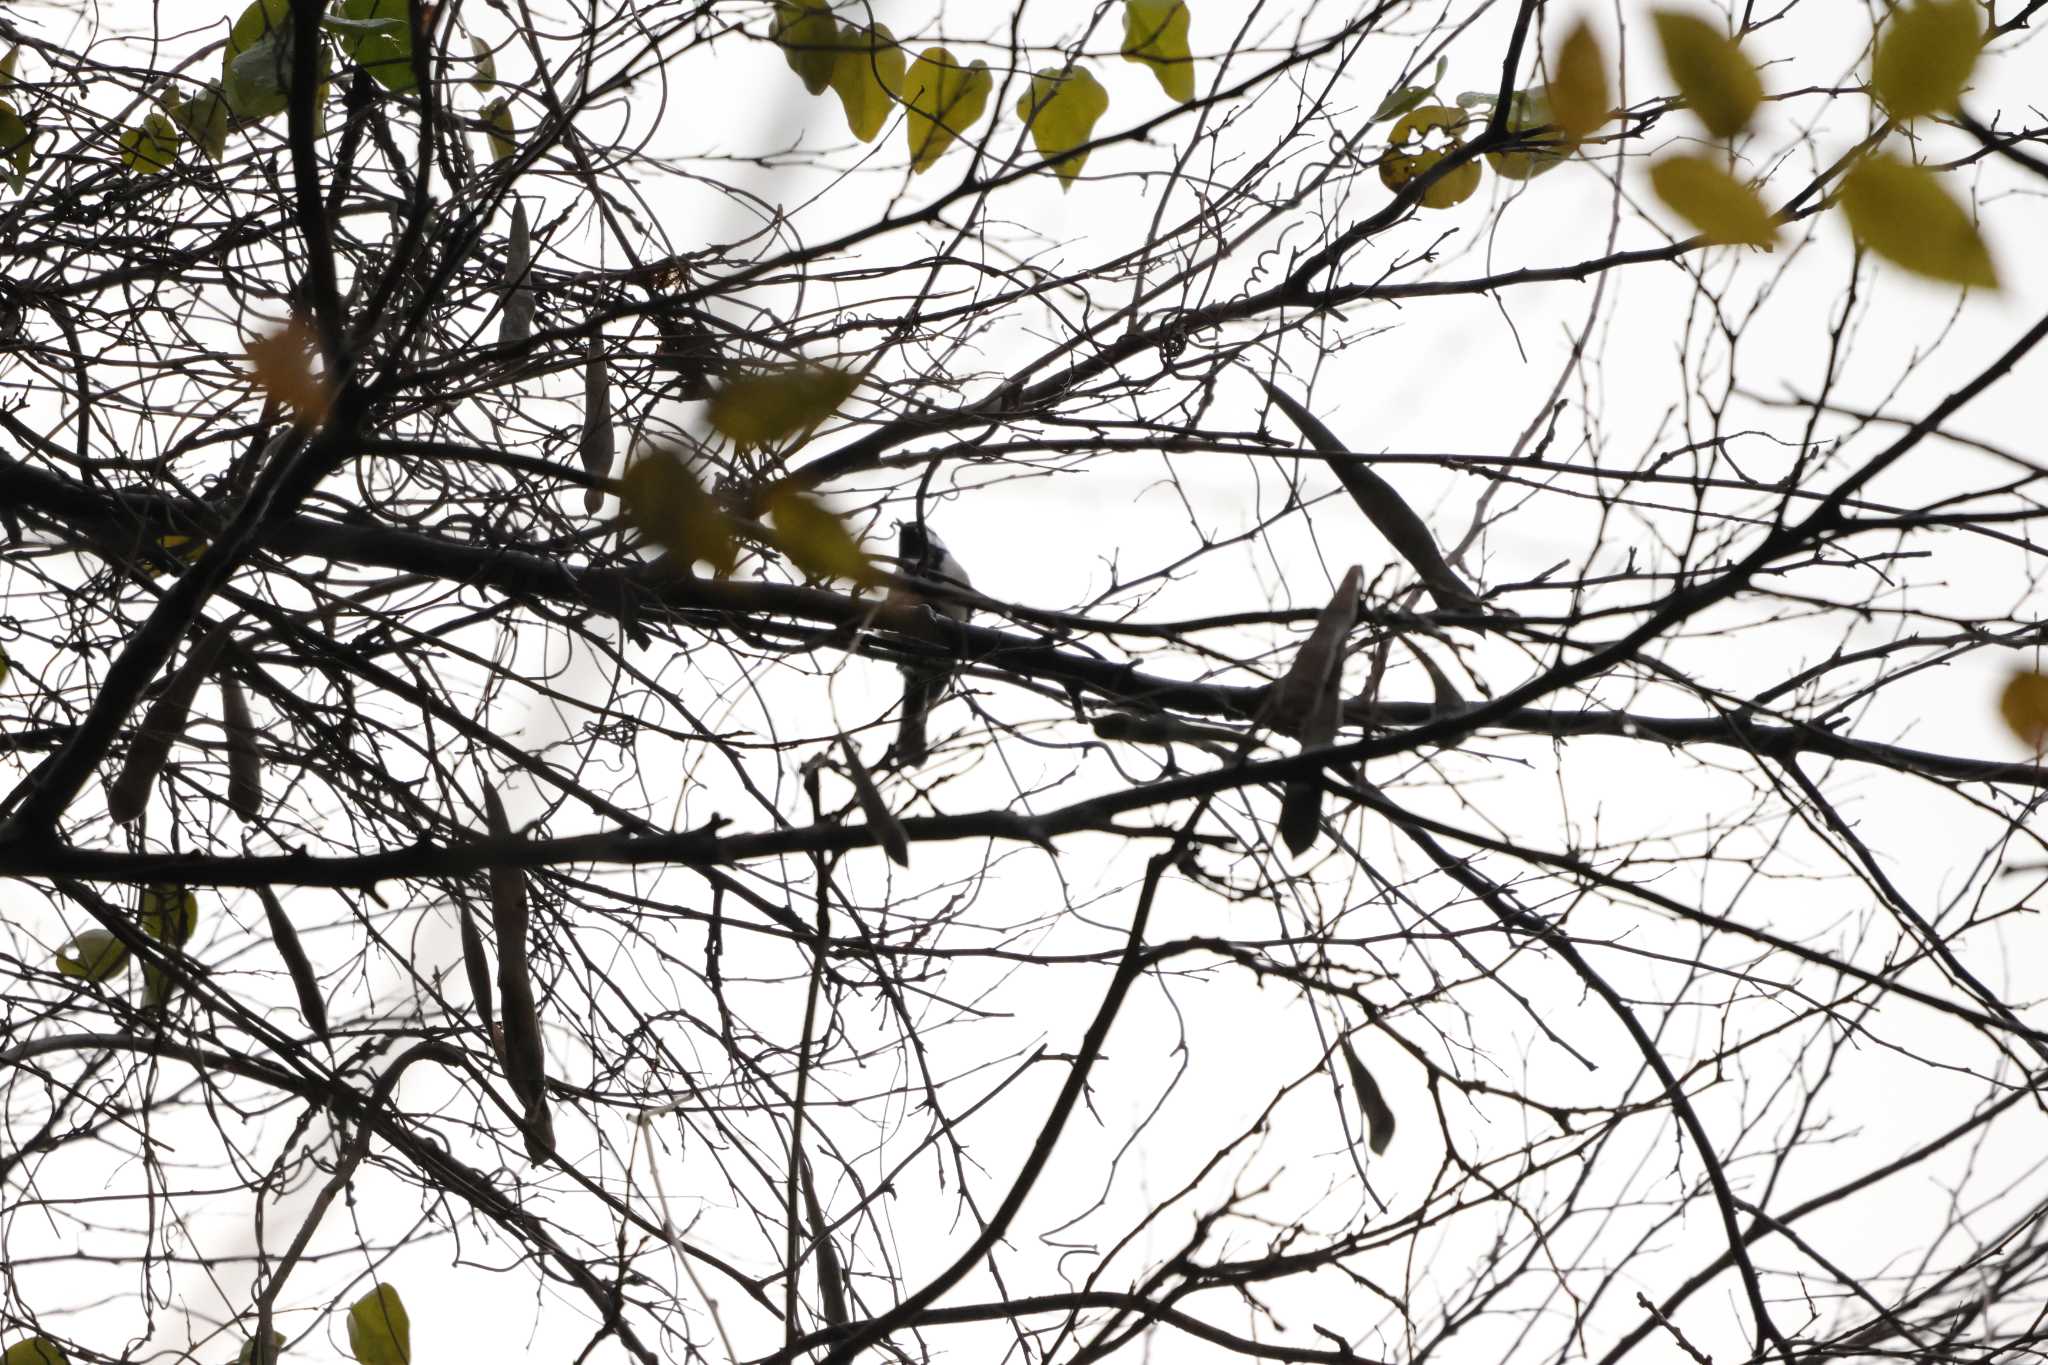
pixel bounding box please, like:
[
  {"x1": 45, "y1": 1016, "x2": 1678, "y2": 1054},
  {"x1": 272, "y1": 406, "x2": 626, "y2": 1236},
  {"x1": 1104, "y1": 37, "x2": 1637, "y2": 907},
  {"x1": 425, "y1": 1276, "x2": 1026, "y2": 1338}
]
[{"x1": 889, "y1": 521, "x2": 971, "y2": 767}]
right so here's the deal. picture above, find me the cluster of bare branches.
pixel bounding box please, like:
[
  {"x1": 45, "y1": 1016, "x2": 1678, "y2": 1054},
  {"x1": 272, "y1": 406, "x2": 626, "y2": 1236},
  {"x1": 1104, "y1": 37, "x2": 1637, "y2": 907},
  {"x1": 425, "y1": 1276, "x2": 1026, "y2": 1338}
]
[{"x1": 3, "y1": 2, "x2": 2048, "y2": 1364}]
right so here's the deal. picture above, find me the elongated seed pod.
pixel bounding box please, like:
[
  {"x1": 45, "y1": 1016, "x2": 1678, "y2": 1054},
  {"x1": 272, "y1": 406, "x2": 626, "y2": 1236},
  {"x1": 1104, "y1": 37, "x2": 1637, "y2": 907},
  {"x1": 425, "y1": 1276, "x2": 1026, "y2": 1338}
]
[
  {"x1": 1342, "y1": 1037, "x2": 1397, "y2": 1155},
  {"x1": 799, "y1": 1156, "x2": 850, "y2": 1327},
  {"x1": 1264, "y1": 565, "x2": 1361, "y2": 737},
  {"x1": 107, "y1": 621, "x2": 233, "y2": 824},
  {"x1": 257, "y1": 885, "x2": 328, "y2": 1039},
  {"x1": 220, "y1": 673, "x2": 263, "y2": 820},
  {"x1": 457, "y1": 894, "x2": 495, "y2": 1040},
  {"x1": 483, "y1": 787, "x2": 550, "y2": 1161},
  {"x1": 499, "y1": 201, "x2": 534, "y2": 347},
  {"x1": 1261, "y1": 381, "x2": 1482, "y2": 612},
  {"x1": 838, "y1": 736, "x2": 908, "y2": 866},
  {"x1": 1279, "y1": 662, "x2": 1342, "y2": 856},
  {"x1": 580, "y1": 335, "x2": 614, "y2": 514}
]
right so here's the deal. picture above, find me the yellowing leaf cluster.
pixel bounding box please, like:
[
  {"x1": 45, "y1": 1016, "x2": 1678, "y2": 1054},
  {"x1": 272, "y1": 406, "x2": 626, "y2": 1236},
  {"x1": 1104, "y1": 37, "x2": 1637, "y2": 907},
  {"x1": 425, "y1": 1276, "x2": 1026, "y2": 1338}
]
[{"x1": 246, "y1": 318, "x2": 335, "y2": 424}]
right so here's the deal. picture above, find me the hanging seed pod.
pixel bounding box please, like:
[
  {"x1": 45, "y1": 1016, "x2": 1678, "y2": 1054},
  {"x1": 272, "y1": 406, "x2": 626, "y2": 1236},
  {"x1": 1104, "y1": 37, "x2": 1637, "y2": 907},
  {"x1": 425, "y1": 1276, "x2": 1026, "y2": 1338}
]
[
  {"x1": 580, "y1": 335, "x2": 615, "y2": 514},
  {"x1": 1279, "y1": 661, "x2": 1342, "y2": 856},
  {"x1": 220, "y1": 672, "x2": 263, "y2": 820},
  {"x1": 483, "y1": 787, "x2": 551, "y2": 1161},
  {"x1": 838, "y1": 736, "x2": 908, "y2": 866},
  {"x1": 257, "y1": 885, "x2": 328, "y2": 1039},
  {"x1": 107, "y1": 621, "x2": 233, "y2": 823},
  {"x1": 1264, "y1": 566, "x2": 1361, "y2": 737},
  {"x1": 499, "y1": 200, "x2": 534, "y2": 347},
  {"x1": 457, "y1": 893, "x2": 495, "y2": 1042},
  {"x1": 799, "y1": 1155, "x2": 850, "y2": 1327},
  {"x1": 1342, "y1": 1037, "x2": 1397, "y2": 1155}
]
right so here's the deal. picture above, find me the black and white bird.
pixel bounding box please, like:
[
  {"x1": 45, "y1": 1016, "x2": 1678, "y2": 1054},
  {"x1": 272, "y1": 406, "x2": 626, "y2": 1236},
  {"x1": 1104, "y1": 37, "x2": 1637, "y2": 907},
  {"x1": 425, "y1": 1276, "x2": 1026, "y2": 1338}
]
[{"x1": 890, "y1": 521, "x2": 971, "y2": 767}]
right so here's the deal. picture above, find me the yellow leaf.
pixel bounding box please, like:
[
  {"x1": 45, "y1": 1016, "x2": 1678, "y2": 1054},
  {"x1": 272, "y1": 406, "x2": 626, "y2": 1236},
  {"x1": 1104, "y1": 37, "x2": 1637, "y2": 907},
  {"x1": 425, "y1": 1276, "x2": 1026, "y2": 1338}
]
[
  {"x1": 1653, "y1": 9, "x2": 1763, "y2": 138},
  {"x1": 764, "y1": 484, "x2": 876, "y2": 585},
  {"x1": 618, "y1": 448, "x2": 738, "y2": 575},
  {"x1": 708, "y1": 364, "x2": 858, "y2": 447},
  {"x1": 1547, "y1": 20, "x2": 1609, "y2": 139},
  {"x1": 829, "y1": 21, "x2": 903, "y2": 143},
  {"x1": 1015, "y1": 65, "x2": 1110, "y2": 188},
  {"x1": 479, "y1": 96, "x2": 515, "y2": 161},
  {"x1": 56, "y1": 929, "x2": 129, "y2": 982},
  {"x1": 347, "y1": 1284, "x2": 410, "y2": 1365},
  {"x1": 336, "y1": 0, "x2": 415, "y2": 92},
  {"x1": 1487, "y1": 90, "x2": 1569, "y2": 180},
  {"x1": 2000, "y1": 670, "x2": 2048, "y2": 749},
  {"x1": 1872, "y1": 0, "x2": 1981, "y2": 121},
  {"x1": 0, "y1": 100, "x2": 32, "y2": 191},
  {"x1": 1122, "y1": 0, "x2": 1195, "y2": 103},
  {"x1": 1649, "y1": 154, "x2": 1778, "y2": 246},
  {"x1": 470, "y1": 33, "x2": 497, "y2": 91},
  {"x1": 773, "y1": 0, "x2": 840, "y2": 96},
  {"x1": 0, "y1": 45, "x2": 18, "y2": 93},
  {"x1": 1379, "y1": 105, "x2": 1482, "y2": 209},
  {"x1": 246, "y1": 318, "x2": 335, "y2": 424},
  {"x1": 0, "y1": 641, "x2": 9, "y2": 685},
  {"x1": 1839, "y1": 151, "x2": 1998, "y2": 289},
  {"x1": 142, "y1": 884, "x2": 200, "y2": 946},
  {"x1": 237, "y1": 1330, "x2": 286, "y2": 1365},
  {"x1": 903, "y1": 47, "x2": 991, "y2": 174},
  {"x1": 2, "y1": 1340, "x2": 67, "y2": 1365},
  {"x1": 120, "y1": 112, "x2": 180, "y2": 176}
]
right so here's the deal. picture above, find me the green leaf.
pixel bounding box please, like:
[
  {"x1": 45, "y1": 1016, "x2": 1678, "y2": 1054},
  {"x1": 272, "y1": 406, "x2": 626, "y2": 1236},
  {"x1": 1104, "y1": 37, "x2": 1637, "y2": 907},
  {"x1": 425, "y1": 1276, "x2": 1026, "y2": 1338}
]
[
  {"x1": 238, "y1": 1330, "x2": 286, "y2": 1365},
  {"x1": 1653, "y1": 9, "x2": 1763, "y2": 138},
  {"x1": 0, "y1": 44, "x2": 19, "y2": 94},
  {"x1": 773, "y1": 0, "x2": 840, "y2": 96},
  {"x1": 56, "y1": 929, "x2": 130, "y2": 982},
  {"x1": 902, "y1": 47, "x2": 991, "y2": 174},
  {"x1": 119, "y1": 112, "x2": 180, "y2": 176},
  {"x1": 2, "y1": 1340, "x2": 68, "y2": 1365},
  {"x1": 338, "y1": 0, "x2": 416, "y2": 93},
  {"x1": 1839, "y1": 151, "x2": 1998, "y2": 289},
  {"x1": 1379, "y1": 104, "x2": 1482, "y2": 209},
  {"x1": 1015, "y1": 65, "x2": 1110, "y2": 189},
  {"x1": 470, "y1": 33, "x2": 497, "y2": 91},
  {"x1": 708, "y1": 365, "x2": 858, "y2": 447},
  {"x1": 1122, "y1": 0, "x2": 1195, "y2": 103},
  {"x1": 1872, "y1": 0, "x2": 1981, "y2": 121},
  {"x1": 346, "y1": 1284, "x2": 410, "y2": 1365},
  {"x1": 2001, "y1": 669, "x2": 2048, "y2": 749},
  {"x1": 0, "y1": 100, "x2": 32, "y2": 191},
  {"x1": 828, "y1": 21, "x2": 904, "y2": 143},
  {"x1": 618, "y1": 448, "x2": 739, "y2": 575},
  {"x1": 764, "y1": 484, "x2": 875, "y2": 585},
  {"x1": 142, "y1": 883, "x2": 200, "y2": 946},
  {"x1": 168, "y1": 84, "x2": 231, "y2": 162},
  {"x1": 479, "y1": 96, "x2": 515, "y2": 162},
  {"x1": 222, "y1": 0, "x2": 292, "y2": 118},
  {"x1": 1650, "y1": 153, "x2": 1778, "y2": 246},
  {"x1": 1548, "y1": 20, "x2": 1609, "y2": 139}
]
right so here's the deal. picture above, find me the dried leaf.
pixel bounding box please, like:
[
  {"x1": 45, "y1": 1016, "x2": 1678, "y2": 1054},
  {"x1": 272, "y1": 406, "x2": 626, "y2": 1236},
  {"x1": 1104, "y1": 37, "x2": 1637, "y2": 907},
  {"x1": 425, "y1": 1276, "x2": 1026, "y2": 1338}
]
[
  {"x1": 1840, "y1": 151, "x2": 1998, "y2": 290},
  {"x1": 902, "y1": 47, "x2": 991, "y2": 173},
  {"x1": 1650, "y1": 153, "x2": 1778, "y2": 246},
  {"x1": 839, "y1": 736, "x2": 909, "y2": 866},
  {"x1": 764, "y1": 484, "x2": 876, "y2": 585},
  {"x1": 1547, "y1": 20, "x2": 1609, "y2": 139},
  {"x1": 829, "y1": 21, "x2": 904, "y2": 143},
  {"x1": 1653, "y1": 9, "x2": 1763, "y2": 138},
  {"x1": 1122, "y1": 0, "x2": 1195, "y2": 103},
  {"x1": 618, "y1": 447, "x2": 738, "y2": 574},
  {"x1": 1016, "y1": 65, "x2": 1110, "y2": 188},
  {"x1": 1872, "y1": 0, "x2": 1981, "y2": 121},
  {"x1": 346, "y1": 1284, "x2": 410, "y2": 1365},
  {"x1": 1342, "y1": 1038, "x2": 1398, "y2": 1155},
  {"x1": 708, "y1": 365, "x2": 858, "y2": 447},
  {"x1": 2000, "y1": 670, "x2": 2048, "y2": 750},
  {"x1": 246, "y1": 319, "x2": 334, "y2": 425},
  {"x1": 56, "y1": 929, "x2": 129, "y2": 982},
  {"x1": 258, "y1": 885, "x2": 328, "y2": 1039}
]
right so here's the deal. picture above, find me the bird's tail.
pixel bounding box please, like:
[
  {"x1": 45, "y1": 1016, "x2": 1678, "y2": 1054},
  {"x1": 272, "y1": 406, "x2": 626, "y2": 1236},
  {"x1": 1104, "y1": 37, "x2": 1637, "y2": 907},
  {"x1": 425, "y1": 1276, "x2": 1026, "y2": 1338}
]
[{"x1": 897, "y1": 670, "x2": 937, "y2": 767}]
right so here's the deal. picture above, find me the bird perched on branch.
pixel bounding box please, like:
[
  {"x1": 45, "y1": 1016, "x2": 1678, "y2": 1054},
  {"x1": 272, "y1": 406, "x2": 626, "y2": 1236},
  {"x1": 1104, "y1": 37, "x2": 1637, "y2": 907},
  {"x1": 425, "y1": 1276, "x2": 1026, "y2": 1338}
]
[{"x1": 888, "y1": 521, "x2": 971, "y2": 767}]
